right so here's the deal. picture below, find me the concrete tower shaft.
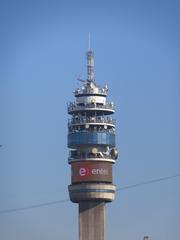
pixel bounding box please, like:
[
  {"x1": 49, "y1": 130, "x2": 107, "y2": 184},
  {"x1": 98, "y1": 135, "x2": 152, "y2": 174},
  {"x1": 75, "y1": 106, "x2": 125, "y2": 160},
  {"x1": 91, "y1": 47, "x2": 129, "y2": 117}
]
[{"x1": 68, "y1": 49, "x2": 118, "y2": 240}]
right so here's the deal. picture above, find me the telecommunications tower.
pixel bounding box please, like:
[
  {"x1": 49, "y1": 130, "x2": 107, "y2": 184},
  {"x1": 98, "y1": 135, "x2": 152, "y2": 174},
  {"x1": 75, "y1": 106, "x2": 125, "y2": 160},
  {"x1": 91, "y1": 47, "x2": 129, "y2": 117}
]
[{"x1": 68, "y1": 48, "x2": 118, "y2": 240}]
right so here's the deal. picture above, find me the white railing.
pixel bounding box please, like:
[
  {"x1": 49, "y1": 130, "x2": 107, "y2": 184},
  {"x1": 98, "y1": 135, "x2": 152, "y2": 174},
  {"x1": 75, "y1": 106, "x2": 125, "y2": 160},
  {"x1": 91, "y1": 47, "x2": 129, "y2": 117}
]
[
  {"x1": 74, "y1": 87, "x2": 108, "y2": 96},
  {"x1": 69, "y1": 151, "x2": 114, "y2": 160},
  {"x1": 68, "y1": 128, "x2": 115, "y2": 134},
  {"x1": 68, "y1": 116, "x2": 115, "y2": 126},
  {"x1": 68, "y1": 102, "x2": 115, "y2": 113}
]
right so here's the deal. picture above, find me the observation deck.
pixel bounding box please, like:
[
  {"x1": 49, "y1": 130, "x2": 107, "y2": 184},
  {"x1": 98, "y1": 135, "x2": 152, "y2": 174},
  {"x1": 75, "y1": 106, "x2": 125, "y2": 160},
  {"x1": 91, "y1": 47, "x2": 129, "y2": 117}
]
[
  {"x1": 74, "y1": 85, "x2": 108, "y2": 97},
  {"x1": 67, "y1": 102, "x2": 115, "y2": 115},
  {"x1": 68, "y1": 130, "x2": 115, "y2": 148},
  {"x1": 68, "y1": 116, "x2": 115, "y2": 127},
  {"x1": 68, "y1": 149, "x2": 117, "y2": 163}
]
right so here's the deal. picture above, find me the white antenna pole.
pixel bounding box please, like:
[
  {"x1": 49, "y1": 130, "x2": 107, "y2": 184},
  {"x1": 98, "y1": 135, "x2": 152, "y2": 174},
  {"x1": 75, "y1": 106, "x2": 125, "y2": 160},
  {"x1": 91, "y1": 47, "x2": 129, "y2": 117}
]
[
  {"x1": 88, "y1": 32, "x2": 91, "y2": 51},
  {"x1": 87, "y1": 32, "x2": 95, "y2": 82}
]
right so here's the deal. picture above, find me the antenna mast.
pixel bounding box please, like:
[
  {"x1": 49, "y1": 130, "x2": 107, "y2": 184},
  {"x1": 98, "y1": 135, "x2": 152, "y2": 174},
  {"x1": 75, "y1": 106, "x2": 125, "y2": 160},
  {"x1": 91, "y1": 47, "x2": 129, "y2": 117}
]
[
  {"x1": 88, "y1": 32, "x2": 91, "y2": 51},
  {"x1": 87, "y1": 33, "x2": 95, "y2": 82}
]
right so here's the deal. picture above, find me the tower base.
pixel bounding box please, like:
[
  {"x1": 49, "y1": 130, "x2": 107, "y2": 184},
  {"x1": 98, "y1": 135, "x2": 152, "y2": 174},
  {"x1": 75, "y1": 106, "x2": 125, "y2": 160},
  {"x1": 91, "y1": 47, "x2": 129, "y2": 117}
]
[{"x1": 79, "y1": 201, "x2": 105, "y2": 240}]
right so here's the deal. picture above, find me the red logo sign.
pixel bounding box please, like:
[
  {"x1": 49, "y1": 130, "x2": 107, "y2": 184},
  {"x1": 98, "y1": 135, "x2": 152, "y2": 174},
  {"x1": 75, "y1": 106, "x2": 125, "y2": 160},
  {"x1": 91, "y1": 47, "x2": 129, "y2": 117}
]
[{"x1": 71, "y1": 161, "x2": 112, "y2": 183}]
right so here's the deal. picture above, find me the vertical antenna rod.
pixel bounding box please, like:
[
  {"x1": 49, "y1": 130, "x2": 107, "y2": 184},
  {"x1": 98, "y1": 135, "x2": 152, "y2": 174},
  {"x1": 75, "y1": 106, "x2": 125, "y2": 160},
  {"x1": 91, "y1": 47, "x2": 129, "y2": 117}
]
[
  {"x1": 87, "y1": 34, "x2": 95, "y2": 82},
  {"x1": 88, "y1": 32, "x2": 91, "y2": 51}
]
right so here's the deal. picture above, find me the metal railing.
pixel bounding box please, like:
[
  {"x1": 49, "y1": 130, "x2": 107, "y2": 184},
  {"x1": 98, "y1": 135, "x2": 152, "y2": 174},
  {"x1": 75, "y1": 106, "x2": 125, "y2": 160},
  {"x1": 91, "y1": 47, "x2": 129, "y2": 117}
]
[
  {"x1": 68, "y1": 116, "x2": 115, "y2": 126},
  {"x1": 68, "y1": 102, "x2": 115, "y2": 113},
  {"x1": 74, "y1": 87, "x2": 108, "y2": 96},
  {"x1": 68, "y1": 128, "x2": 115, "y2": 134},
  {"x1": 69, "y1": 151, "x2": 114, "y2": 160}
]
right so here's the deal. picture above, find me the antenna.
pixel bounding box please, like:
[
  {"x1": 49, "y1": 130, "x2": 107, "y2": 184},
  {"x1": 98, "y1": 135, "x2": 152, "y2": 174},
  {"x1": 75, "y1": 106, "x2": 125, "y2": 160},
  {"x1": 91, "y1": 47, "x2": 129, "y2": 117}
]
[
  {"x1": 88, "y1": 32, "x2": 91, "y2": 51},
  {"x1": 87, "y1": 33, "x2": 95, "y2": 82}
]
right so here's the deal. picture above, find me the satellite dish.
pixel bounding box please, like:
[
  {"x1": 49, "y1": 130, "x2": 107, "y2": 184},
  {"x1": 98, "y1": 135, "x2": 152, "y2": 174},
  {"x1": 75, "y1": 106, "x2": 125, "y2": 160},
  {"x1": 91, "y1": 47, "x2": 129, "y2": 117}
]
[
  {"x1": 85, "y1": 124, "x2": 89, "y2": 129},
  {"x1": 110, "y1": 148, "x2": 118, "y2": 160},
  {"x1": 92, "y1": 148, "x2": 98, "y2": 154},
  {"x1": 90, "y1": 81, "x2": 96, "y2": 89},
  {"x1": 91, "y1": 98, "x2": 96, "y2": 103},
  {"x1": 104, "y1": 125, "x2": 107, "y2": 129}
]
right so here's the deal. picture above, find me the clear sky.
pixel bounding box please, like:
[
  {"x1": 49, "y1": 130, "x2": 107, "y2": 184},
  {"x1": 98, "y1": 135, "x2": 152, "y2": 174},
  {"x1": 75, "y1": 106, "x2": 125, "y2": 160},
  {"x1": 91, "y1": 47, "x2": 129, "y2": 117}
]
[{"x1": 0, "y1": 0, "x2": 180, "y2": 239}]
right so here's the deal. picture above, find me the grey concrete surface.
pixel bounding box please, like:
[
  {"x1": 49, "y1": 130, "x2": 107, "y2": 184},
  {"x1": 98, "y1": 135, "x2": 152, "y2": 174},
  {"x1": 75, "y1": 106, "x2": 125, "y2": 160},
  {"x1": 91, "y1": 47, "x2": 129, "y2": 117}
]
[{"x1": 79, "y1": 201, "x2": 105, "y2": 240}]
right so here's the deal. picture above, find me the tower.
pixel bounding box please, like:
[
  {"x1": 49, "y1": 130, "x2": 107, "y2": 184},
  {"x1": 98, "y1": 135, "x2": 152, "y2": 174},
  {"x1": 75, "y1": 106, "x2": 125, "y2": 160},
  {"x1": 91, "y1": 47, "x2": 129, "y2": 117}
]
[{"x1": 68, "y1": 48, "x2": 118, "y2": 240}]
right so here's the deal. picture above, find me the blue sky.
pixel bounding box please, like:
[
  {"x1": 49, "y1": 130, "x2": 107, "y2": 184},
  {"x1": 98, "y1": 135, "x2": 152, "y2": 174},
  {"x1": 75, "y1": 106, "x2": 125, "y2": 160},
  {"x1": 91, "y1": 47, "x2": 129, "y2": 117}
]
[{"x1": 0, "y1": 0, "x2": 180, "y2": 239}]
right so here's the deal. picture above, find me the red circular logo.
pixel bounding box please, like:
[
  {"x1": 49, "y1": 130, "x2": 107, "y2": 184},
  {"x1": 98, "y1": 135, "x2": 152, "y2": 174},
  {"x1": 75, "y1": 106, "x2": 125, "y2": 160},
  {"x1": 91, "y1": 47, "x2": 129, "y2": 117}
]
[{"x1": 79, "y1": 167, "x2": 90, "y2": 177}]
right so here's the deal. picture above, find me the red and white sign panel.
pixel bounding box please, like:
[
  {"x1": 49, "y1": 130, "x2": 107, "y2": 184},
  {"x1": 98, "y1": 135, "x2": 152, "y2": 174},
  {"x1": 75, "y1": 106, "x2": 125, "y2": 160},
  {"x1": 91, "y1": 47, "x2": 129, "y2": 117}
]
[{"x1": 71, "y1": 161, "x2": 112, "y2": 183}]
